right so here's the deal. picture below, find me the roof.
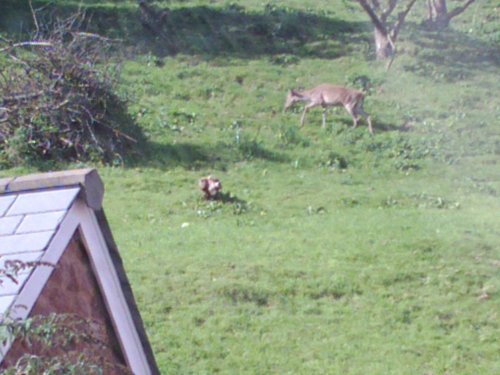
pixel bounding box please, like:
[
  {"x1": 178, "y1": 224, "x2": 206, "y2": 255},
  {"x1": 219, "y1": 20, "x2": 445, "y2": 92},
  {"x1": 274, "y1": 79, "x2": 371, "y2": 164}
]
[
  {"x1": 0, "y1": 169, "x2": 160, "y2": 375},
  {"x1": 0, "y1": 186, "x2": 79, "y2": 313}
]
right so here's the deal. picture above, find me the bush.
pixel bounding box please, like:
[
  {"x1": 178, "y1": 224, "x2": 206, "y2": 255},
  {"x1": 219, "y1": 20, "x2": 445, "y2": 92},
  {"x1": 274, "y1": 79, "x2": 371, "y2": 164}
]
[{"x1": 0, "y1": 12, "x2": 143, "y2": 166}]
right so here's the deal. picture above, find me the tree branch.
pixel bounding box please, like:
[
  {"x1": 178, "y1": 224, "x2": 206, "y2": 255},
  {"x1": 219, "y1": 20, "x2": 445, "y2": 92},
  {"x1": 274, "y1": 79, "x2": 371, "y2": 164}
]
[
  {"x1": 3, "y1": 91, "x2": 46, "y2": 104},
  {"x1": 390, "y1": 0, "x2": 418, "y2": 42},
  {"x1": 71, "y1": 32, "x2": 123, "y2": 43},
  {"x1": 370, "y1": 0, "x2": 381, "y2": 9},
  {"x1": 447, "y1": 0, "x2": 477, "y2": 20},
  {"x1": 381, "y1": 0, "x2": 399, "y2": 22},
  {"x1": 28, "y1": 0, "x2": 40, "y2": 34},
  {"x1": 0, "y1": 41, "x2": 52, "y2": 52},
  {"x1": 427, "y1": 0, "x2": 434, "y2": 21},
  {"x1": 357, "y1": 0, "x2": 388, "y2": 34}
]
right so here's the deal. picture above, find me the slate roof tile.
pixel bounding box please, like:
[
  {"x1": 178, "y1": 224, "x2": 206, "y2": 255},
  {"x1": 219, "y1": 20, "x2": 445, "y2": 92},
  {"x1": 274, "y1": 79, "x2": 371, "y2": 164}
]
[
  {"x1": 0, "y1": 251, "x2": 44, "y2": 269},
  {"x1": 0, "y1": 273, "x2": 30, "y2": 296},
  {"x1": 6, "y1": 188, "x2": 79, "y2": 216},
  {"x1": 0, "y1": 295, "x2": 16, "y2": 316},
  {"x1": 0, "y1": 186, "x2": 80, "y2": 318},
  {"x1": 0, "y1": 216, "x2": 23, "y2": 236},
  {"x1": 0, "y1": 196, "x2": 16, "y2": 216},
  {"x1": 0, "y1": 231, "x2": 55, "y2": 255},
  {"x1": 16, "y1": 211, "x2": 66, "y2": 234}
]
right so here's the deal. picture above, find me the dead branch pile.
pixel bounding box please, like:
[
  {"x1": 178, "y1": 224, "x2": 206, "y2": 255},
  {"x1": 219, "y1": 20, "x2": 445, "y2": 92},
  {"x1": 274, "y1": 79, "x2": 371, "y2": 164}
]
[{"x1": 0, "y1": 13, "x2": 139, "y2": 166}]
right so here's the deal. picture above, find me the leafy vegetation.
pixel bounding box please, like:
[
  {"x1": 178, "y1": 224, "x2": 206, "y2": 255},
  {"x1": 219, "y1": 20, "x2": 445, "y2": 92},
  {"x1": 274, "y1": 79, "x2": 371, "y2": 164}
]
[
  {"x1": 0, "y1": 11, "x2": 144, "y2": 167},
  {"x1": 1, "y1": 0, "x2": 499, "y2": 374},
  {"x1": 1, "y1": 314, "x2": 130, "y2": 374},
  {"x1": 0, "y1": 260, "x2": 130, "y2": 374}
]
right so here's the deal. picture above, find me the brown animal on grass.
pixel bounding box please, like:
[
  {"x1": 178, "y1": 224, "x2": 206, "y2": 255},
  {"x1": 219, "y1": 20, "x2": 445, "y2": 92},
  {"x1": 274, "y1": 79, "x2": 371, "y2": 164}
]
[
  {"x1": 284, "y1": 84, "x2": 373, "y2": 134},
  {"x1": 199, "y1": 176, "x2": 222, "y2": 200}
]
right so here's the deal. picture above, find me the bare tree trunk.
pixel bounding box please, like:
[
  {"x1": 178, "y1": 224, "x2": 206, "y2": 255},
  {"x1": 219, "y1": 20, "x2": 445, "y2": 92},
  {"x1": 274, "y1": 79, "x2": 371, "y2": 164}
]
[
  {"x1": 374, "y1": 28, "x2": 394, "y2": 59},
  {"x1": 427, "y1": 0, "x2": 477, "y2": 30},
  {"x1": 357, "y1": 0, "x2": 416, "y2": 63},
  {"x1": 357, "y1": 0, "x2": 392, "y2": 60},
  {"x1": 430, "y1": 0, "x2": 451, "y2": 28}
]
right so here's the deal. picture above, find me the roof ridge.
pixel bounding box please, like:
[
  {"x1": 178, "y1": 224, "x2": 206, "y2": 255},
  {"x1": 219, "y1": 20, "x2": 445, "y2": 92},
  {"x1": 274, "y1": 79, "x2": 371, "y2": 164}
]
[{"x1": 0, "y1": 169, "x2": 104, "y2": 210}]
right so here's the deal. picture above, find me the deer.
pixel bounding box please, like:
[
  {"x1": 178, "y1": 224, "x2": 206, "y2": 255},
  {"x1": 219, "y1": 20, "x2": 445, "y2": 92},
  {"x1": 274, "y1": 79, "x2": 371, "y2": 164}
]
[{"x1": 284, "y1": 84, "x2": 373, "y2": 134}]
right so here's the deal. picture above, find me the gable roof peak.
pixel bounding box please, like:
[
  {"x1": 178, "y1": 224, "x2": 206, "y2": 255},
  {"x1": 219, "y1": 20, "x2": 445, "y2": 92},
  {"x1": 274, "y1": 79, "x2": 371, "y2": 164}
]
[{"x1": 0, "y1": 168, "x2": 104, "y2": 210}]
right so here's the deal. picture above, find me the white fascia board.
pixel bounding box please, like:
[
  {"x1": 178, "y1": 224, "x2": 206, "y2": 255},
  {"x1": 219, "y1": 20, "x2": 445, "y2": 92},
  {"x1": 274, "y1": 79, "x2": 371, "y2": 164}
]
[
  {"x1": 76, "y1": 201, "x2": 152, "y2": 375},
  {"x1": 0, "y1": 200, "x2": 152, "y2": 375}
]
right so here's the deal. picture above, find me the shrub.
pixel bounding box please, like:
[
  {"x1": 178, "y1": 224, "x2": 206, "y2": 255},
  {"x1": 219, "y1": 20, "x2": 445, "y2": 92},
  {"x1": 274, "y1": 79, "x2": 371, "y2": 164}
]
[{"x1": 0, "y1": 12, "x2": 143, "y2": 166}]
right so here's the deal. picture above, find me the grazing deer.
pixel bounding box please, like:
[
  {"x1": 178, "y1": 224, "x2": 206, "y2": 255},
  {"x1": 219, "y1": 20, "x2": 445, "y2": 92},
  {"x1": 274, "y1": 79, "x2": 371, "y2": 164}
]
[{"x1": 284, "y1": 84, "x2": 373, "y2": 134}]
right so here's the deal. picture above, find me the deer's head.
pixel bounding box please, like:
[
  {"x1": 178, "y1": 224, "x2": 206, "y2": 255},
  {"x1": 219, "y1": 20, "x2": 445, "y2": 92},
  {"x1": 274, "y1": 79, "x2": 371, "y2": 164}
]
[{"x1": 284, "y1": 89, "x2": 303, "y2": 112}]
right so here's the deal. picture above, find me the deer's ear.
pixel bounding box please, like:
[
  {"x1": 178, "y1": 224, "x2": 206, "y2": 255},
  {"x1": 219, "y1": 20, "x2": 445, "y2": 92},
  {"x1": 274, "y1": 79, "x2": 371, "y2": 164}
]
[{"x1": 290, "y1": 89, "x2": 299, "y2": 96}]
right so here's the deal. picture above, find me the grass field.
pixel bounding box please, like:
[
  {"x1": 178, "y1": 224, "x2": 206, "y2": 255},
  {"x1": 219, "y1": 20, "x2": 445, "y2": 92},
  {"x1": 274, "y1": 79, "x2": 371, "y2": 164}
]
[{"x1": 1, "y1": 0, "x2": 499, "y2": 374}]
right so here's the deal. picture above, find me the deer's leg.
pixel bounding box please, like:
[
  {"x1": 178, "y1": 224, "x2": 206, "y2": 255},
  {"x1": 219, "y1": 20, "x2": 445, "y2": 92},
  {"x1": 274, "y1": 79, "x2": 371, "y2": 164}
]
[
  {"x1": 300, "y1": 107, "x2": 309, "y2": 127},
  {"x1": 345, "y1": 104, "x2": 359, "y2": 129},
  {"x1": 356, "y1": 104, "x2": 374, "y2": 135},
  {"x1": 322, "y1": 107, "x2": 327, "y2": 128},
  {"x1": 352, "y1": 116, "x2": 360, "y2": 129},
  {"x1": 300, "y1": 103, "x2": 316, "y2": 127}
]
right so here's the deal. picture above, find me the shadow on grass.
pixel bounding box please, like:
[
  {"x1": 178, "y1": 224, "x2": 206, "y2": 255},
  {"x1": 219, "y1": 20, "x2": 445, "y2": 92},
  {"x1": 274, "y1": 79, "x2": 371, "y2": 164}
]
[
  {"x1": 126, "y1": 139, "x2": 289, "y2": 170},
  {"x1": 374, "y1": 121, "x2": 408, "y2": 133},
  {"x1": 1, "y1": 1, "x2": 371, "y2": 61},
  {"x1": 324, "y1": 116, "x2": 412, "y2": 137},
  {"x1": 131, "y1": 4, "x2": 370, "y2": 60},
  {"x1": 215, "y1": 191, "x2": 247, "y2": 205},
  {"x1": 403, "y1": 23, "x2": 499, "y2": 82},
  {"x1": 327, "y1": 117, "x2": 402, "y2": 134}
]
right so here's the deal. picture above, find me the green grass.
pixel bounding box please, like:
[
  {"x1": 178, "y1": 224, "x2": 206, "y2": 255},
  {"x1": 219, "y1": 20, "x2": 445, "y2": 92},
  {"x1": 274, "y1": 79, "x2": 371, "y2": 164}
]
[{"x1": 2, "y1": 0, "x2": 499, "y2": 374}]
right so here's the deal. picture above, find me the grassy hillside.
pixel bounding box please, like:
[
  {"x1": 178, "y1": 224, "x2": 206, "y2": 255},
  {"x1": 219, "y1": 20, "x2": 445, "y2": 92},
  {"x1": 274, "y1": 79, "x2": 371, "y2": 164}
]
[{"x1": 1, "y1": 1, "x2": 499, "y2": 374}]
